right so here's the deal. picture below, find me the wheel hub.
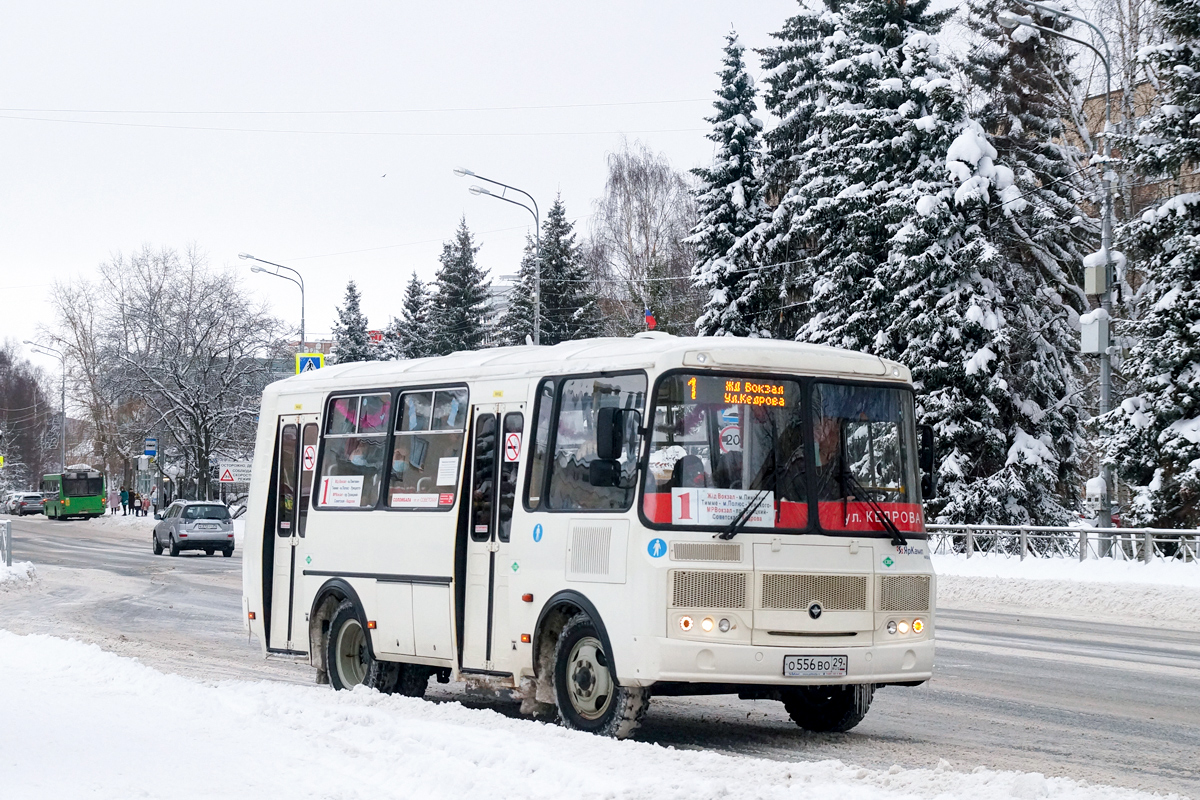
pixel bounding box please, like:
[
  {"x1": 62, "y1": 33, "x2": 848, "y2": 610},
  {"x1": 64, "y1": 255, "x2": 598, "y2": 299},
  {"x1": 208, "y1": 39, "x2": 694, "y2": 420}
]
[{"x1": 565, "y1": 636, "x2": 613, "y2": 720}]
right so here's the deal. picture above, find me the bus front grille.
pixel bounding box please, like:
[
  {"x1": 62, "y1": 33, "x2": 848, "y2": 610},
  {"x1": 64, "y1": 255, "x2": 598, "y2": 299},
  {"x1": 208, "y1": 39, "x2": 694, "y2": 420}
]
[
  {"x1": 878, "y1": 575, "x2": 931, "y2": 612},
  {"x1": 760, "y1": 574, "x2": 868, "y2": 611},
  {"x1": 670, "y1": 541, "x2": 743, "y2": 562},
  {"x1": 670, "y1": 570, "x2": 748, "y2": 609}
]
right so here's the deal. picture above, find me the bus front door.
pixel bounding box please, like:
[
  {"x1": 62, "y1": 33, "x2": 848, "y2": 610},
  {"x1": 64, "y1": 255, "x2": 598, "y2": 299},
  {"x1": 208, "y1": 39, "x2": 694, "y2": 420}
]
[
  {"x1": 267, "y1": 414, "x2": 320, "y2": 653},
  {"x1": 462, "y1": 404, "x2": 524, "y2": 672}
]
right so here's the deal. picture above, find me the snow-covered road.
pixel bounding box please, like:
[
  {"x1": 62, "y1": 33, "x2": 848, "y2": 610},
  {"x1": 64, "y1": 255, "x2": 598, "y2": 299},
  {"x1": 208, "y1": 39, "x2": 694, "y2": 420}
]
[
  {"x1": 0, "y1": 629, "x2": 1183, "y2": 800},
  {"x1": 2, "y1": 514, "x2": 1199, "y2": 797}
]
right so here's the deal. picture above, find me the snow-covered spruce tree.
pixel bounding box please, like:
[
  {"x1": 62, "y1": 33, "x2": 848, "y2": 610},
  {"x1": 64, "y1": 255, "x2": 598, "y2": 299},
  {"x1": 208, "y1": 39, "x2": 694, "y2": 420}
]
[
  {"x1": 760, "y1": 0, "x2": 1081, "y2": 523},
  {"x1": 540, "y1": 196, "x2": 600, "y2": 343},
  {"x1": 755, "y1": 1, "x2": 849, "y2": 339},
  {"x1": 1101, "y1": 0, "x2": 1200, "y2": 527},
  {"x1": 947, "y1": 0, "x2": 1099, "y2": 520},
  {"x1": 380, "y1": 272, "x2": 433, "y2": 359},
  {"x1": 428, "y1": 217, "x2": 491, "y2": 355},
  {"x1": 330, "y1": 279, "x2": 376, "y2": 364},
  {"x1": 496, "y1": 236, "x2": 538, "y2": 346},
  {"x1": 689, "y1": 30, "x2": 769, "y2": 337}
]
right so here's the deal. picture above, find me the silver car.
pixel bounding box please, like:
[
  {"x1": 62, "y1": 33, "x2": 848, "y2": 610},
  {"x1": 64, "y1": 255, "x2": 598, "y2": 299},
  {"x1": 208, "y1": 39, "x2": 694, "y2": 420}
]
[
  {"x1": 9, "y1": 492, "x2": 44, "y2": 516},
  {"x1": 153, "y1": 501, "x2": 235, "y2": 557}
]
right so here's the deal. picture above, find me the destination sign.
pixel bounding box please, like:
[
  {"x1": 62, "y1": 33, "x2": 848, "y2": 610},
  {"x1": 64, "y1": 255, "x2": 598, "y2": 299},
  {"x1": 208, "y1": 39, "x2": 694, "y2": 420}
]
[
  {"x1": 681, "y1": 375, "x2": 794, "y2": 408},
  {"x1": 722, "y1": 379, "x2": 788, "y2": 407}
]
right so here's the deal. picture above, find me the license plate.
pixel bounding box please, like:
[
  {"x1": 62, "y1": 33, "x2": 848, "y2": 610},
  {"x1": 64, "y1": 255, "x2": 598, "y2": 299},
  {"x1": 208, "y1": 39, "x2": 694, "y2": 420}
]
[
  {"x1": 783, "y1": 655, "x2": 848, "y2": 677},
  {"x1": 196, "y1": 524, "x2": 218, "y2": 530}
]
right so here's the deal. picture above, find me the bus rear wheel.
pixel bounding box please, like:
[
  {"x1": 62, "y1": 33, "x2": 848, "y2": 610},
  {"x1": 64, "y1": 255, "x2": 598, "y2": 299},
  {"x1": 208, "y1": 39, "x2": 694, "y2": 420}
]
[
  {"x1": 552, "y1": 613, "x2": 647, "y2": 739},
  {"x1": 326, "y1": 599, "x2": 400, "y2": 693},
  {"x1": 782, "y1": 684, "x2": 874, "y2": 733}
]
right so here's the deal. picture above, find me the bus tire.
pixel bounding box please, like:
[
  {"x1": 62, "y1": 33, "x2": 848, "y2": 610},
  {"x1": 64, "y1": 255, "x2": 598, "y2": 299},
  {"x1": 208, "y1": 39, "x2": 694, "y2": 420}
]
[
  {"x1": 152, "y1": 533, "x2": 163, "y2": 555},
  {"x1": 552, "y1": 612, "x2": 647, "y2": 739},
  {"x1": 326, "y1": 599, "x2": 398, "y2": 693},
  {"x1": 169, "y1": 537, "x2": 180, "y2": 557},
  {"x1": 782, "y1": 684, "x2": 874, "y2": 733}
]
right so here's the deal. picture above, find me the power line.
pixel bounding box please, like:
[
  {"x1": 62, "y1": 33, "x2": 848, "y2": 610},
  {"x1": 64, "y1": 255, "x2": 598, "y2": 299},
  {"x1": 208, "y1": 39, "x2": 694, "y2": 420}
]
[
  {"x1": 0, "y1": 114, "x2": 706, "y2": 138},
  {"x1": 0, "y1": 99, "x2": 709, "y2": 116}
]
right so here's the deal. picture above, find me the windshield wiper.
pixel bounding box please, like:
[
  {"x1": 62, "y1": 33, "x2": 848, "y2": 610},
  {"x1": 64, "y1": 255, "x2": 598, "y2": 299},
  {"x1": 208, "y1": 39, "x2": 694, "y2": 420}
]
[
  {"x1": 717, "y1": 485, "x2": 772, "y2": 541},
  {"x1": 841, "y1": 466, "x2": 907, "y2": 547}
]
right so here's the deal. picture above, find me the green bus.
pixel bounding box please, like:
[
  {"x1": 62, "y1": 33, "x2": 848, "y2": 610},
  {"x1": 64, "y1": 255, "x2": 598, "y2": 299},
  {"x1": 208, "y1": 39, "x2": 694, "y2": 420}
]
[{"x1": 41, "y1": 468, "x2": 107, "y2": 520}]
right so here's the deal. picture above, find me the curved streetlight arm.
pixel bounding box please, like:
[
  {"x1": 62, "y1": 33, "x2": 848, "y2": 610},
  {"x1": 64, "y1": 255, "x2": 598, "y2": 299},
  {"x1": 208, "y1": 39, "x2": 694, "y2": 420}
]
[
  {"x1": 482, "y1": 191, "x2": 538, "y2": 229},
  {"x1": 469, "y1": 173, "x2": 540, "y2": 223},
  {"x1": 1008, "y1": 13, "x2": 1112, "y2": 138},
  {"x1": 1016, "y1": 0, "x2": 1112, "y2": 78},
  {"x1": 244, "y1": 256, "x2": 305, "y2": 293},
  {"x1": 244, "y1": 255, "x2": 307, "y2": 349}
]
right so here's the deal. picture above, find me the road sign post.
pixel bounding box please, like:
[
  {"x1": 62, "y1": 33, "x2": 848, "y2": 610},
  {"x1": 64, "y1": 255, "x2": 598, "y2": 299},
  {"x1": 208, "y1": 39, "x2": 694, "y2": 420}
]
[{"x1": 144, "y1": 437, "x2": 158, "y2": 457}]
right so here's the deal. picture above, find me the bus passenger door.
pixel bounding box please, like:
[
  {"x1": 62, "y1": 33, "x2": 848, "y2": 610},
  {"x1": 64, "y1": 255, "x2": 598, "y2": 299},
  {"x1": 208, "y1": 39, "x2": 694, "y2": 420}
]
[
  {"x1": 267, "y1": 414, "x2": 320, "y2": 653},
  {"x1": 462, "y1": 404, "x2": 524, "y2": 672}
]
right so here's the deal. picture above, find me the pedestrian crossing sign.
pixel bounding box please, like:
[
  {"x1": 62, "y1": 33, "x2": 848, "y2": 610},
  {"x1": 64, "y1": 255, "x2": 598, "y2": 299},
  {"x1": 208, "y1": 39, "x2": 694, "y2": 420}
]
[{"x1": 296, "y1": 353, "x2": 325, "y2": 374}]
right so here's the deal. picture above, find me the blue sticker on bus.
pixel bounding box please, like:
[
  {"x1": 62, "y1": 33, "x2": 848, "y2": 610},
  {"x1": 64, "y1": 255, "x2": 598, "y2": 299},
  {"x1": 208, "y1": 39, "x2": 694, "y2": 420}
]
[
  {"x1": 533, "y1": 524, "x2": 544, "y2": 543},
  {"x1": 648, "y1": 538, "x2": 667, "y2": 558}
]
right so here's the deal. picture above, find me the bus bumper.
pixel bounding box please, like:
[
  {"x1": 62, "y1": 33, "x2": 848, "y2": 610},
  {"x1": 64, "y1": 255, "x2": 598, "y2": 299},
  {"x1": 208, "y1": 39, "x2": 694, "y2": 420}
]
[{"x1": 638, "y1": 637, "x2": 934, "y2": 687}]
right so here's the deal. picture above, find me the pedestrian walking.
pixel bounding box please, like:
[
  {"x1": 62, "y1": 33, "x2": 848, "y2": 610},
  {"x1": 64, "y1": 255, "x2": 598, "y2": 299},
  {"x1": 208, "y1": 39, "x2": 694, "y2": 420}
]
[
  {"x1": 132, "y1": 493, "x2": 142, "y2": 516},
  {"x1": 120, "y1": 486, "x2": 129, "y2": 516},
  {"x1": 108, "y1": 486, "x2": 120, "y2": 515},
  {"x1": 150, "y1": 485, "x2": 159, "y2": 517}
]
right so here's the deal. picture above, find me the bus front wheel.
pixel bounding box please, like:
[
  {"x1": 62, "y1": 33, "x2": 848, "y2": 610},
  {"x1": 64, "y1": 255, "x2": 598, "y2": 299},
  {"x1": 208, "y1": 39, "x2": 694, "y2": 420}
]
[
  {"x1": 781, "y1": 684, "x2": 874, "y2": 733},
  {"x1": 326, "y1": 599, "x2": 400, "y2": 693},
  {"x1": 552, "y1": 612, "x2": 647, "y2": 739}
]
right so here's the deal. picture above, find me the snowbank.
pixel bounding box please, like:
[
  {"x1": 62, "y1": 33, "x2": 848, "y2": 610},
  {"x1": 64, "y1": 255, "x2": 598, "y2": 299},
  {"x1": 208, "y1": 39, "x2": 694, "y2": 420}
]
[
  {"x1": 0, "y1": 560, "x2": 36, "y2": 590},
  {"x1": 89, "y1": 512, "x2": 156, "y2": 531},
  {"x1": 935, "y1": 554, "x2": 1200, "y2": 626},
  {"x1": 0, "y1": 631, "x2": 1177, "y2": 800}
]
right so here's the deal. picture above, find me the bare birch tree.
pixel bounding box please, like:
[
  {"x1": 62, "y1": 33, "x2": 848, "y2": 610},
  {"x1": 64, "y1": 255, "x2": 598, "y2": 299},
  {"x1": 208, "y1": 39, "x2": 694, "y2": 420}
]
[
  {"x1": 584, "y1": 140, "x2": 703, "y2": 336},
  {"x1": 45, "y1": 245, "x2": 284, "y2": 498}
]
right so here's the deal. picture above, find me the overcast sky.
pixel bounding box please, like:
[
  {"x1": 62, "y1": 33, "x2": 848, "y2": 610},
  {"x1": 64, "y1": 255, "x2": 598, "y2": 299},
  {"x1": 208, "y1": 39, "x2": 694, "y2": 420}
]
[{"x1": 1, "y1": 0, "x2": 815, "y2": 370}]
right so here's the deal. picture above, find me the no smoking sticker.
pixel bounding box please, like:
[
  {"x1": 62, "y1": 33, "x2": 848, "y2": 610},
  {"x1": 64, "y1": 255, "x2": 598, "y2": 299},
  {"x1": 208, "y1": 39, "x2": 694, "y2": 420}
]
[
  {"x1": 302, "y1": 444, "x2": 317, "y2": 471},
  {"x1": 504, "y1": 432, "x2": 522, "y2": 462}
]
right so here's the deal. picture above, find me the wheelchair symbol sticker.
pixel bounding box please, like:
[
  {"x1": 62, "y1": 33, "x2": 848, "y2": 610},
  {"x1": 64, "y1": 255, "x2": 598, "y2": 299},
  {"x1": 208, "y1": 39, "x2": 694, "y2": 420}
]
[
  {"x1": 648, "y1": 538, "x2": 667, "y2": 558},
  {"x1": 533, "y1": 523, "x2": 543, "y2": 543}
]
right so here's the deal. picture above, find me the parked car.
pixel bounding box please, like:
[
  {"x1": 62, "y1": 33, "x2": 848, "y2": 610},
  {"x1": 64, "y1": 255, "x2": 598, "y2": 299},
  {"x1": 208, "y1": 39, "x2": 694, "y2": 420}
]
[
  {"x1": 152, "y1": 500, "x2": 235, "y2": 557},
  {"x1": 9, "y1": 492, "x2": 44, "y2": 516}
]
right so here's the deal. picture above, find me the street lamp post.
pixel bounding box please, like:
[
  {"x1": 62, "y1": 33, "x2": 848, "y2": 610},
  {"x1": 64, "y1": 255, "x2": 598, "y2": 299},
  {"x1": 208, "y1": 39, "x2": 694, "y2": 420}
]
[
  {"x1": 240, "y1": 254, "x2": 306, "y2": 350},
  {"x1": 454, "y1": 168, "x2": 542, "y2": 345},
  {"x1": 24, "y1": 341, "x2": 66, "y2": 473},
  {"x1": 998, "y1": 2, "x2": 1117, "y2": 531}
]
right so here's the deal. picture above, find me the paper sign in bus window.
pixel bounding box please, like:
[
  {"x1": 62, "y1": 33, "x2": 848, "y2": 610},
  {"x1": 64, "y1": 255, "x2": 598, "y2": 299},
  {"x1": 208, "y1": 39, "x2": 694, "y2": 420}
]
[
  {"x1": 436, "y1": 457, "x2": 460, "y2": 486},
  {"x1": 320, "y1": 475, "x2": 364, "y2": 507},
  {"x1": 671, "y1": 487, "x2": 775, "y2": 527}
]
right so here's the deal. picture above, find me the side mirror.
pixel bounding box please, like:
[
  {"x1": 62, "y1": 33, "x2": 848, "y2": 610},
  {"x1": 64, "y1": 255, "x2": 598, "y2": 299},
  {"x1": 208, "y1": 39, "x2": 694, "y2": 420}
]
[
  {"x1": 918, "y1": 424, "x2": 937, "y2": 499},
  {"x1": 588, "y1": 460, "x2": 623, "y2": 487},
  {"x1": 153, "y1": 512, "x2": 163, "y2": 520},
  {"x1": 596, "y1": 407, "x2": 641, "y2": 460},
  {"x1": 232, "y1": 505, "x2": 247, "y2": 520}
]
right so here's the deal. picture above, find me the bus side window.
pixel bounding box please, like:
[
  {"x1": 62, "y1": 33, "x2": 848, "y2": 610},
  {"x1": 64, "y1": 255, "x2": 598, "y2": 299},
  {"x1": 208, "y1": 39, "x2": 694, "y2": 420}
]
[
  {"x1": 524, "y1": 379, "x2": 554, "y2": 510},
  {"x1": 470, "y1": 414, "x2": 497, "y2": 541},
  {"x1": 546, "y1": 373, "x2": 647, "y2": 511},
  {"x1": 497, "y1": 412, "x2": 523, "y2": 542},
  {"x1": 317, "y1": 393, "x2": 392, "y2": 509}
]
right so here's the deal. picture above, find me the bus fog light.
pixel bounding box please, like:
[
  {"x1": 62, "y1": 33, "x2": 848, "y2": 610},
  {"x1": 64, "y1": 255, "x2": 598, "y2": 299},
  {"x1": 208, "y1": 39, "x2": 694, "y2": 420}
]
[
  {"x1": 886, "y1": 620, "x2": 897, "y2": 635},
  {"x1": 718, "y1": 618, "x2": 731, "y2": 632},
  {"x1": 679, "y1": 616, "x2": 694, "y2": 632},
  {"x1": 701, "y1": 617, "x2": 714, "y2": 632},
  {"x1": 912, "y1": 618, "x2": 924, "y2": 634},
  {"x1": 897, "y1": 620, "x2": 910, "y2": 635}
]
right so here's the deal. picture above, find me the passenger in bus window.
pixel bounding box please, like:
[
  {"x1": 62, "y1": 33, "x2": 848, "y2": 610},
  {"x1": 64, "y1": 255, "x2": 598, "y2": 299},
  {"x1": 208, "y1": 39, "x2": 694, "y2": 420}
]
[{"x1": 326, "y1": 436, "x2": 385, "y2": 507}]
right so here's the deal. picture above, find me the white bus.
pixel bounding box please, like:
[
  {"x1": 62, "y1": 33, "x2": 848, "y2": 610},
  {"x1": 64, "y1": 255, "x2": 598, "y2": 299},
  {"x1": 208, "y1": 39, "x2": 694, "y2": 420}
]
[{"x1": 243, "y1": 334, "x2": 937, "y2": 738}]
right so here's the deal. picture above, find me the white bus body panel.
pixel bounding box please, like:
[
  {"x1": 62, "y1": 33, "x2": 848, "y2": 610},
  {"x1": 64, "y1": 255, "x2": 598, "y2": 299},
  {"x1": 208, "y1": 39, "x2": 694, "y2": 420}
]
[{"x1": 242, "y1": 336, "x2": 933, "y2": 688}]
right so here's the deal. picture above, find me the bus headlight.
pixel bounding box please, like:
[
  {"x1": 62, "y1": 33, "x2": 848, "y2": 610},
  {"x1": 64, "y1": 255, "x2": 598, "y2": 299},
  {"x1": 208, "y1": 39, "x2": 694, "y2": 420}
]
[
  {"x1": 897, "y1": 620, "x2": 910, "y2": 635},
  {"x1": 912, "y1": 618, "x2": 924, "y2": 634},
  {"x1": 886, "y1": 620, "x2": 897, "y2": 635},
  {"x1": 679, "y1": 616, "x2": 694, "y2": 632},
  {"x1": 718, "y1": 618, "x2": 731, "y2": 633},
  {"x1": 701, "y1": 617, "x2": 714, "y2": 632}
]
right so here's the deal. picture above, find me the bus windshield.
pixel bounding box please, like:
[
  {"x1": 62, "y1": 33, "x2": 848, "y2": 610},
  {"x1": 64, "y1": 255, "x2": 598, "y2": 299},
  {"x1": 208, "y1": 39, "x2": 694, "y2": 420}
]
[
  {"x1": 62, "y1": 477, "x2": 104, "y2": 497},
  {"x1": 642, "y1": 374, "x2": 924, "y2": 535}
]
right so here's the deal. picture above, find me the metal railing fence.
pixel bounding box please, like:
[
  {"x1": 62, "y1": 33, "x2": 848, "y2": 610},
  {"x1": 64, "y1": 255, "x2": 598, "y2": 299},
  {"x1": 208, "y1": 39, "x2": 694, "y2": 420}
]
[
  {"x1": 927, "y1": 523, "x2": 1200, "y2": 563},
  {"x1": 0, "y1": 520, "x2": 11, "y2": 567}
]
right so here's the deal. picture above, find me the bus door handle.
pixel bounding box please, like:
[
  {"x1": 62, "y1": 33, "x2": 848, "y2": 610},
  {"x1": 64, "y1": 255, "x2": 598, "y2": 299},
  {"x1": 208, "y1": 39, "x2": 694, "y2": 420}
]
[{"x1": 486, "y1": 540, "x2": 500, "y2": 553}]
